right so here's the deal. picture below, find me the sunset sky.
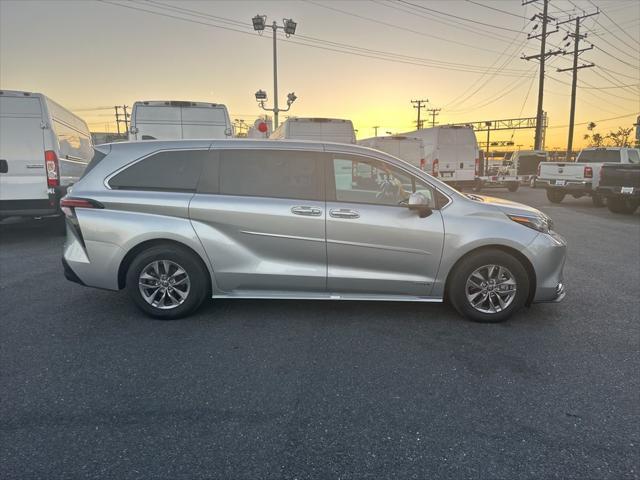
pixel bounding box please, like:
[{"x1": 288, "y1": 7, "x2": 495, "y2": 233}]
[{"x1": 1, "y1": 0, "x2": 638, "y2": 150}]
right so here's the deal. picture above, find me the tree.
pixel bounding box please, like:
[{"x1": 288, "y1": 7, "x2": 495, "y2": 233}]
[
  {"x1": 583, "y1": 132, "x2": 605, "y2": 147},
  {"x1": 606, "y1": 127, "x2": 633, "y2": 147}
]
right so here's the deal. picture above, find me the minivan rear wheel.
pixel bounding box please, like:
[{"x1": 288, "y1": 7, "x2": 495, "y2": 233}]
[
  {"x1": 126, "y1": 245, "x2": 209, "y2": 319},
  {"x1": 448, "y1": 249, "x2": 530, "y2": 323}
]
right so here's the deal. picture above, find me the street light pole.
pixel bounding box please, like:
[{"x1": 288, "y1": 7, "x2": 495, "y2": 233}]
[
  {"x1": 271, "y1": 21, "x2": 279, "y2": 129},
  {"x1": 252, "y1": 15, "x2": 297, "y2": 130}
]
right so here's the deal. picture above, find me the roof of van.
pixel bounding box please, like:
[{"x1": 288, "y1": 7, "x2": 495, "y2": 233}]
[
  {"x1": 285, "y1": 117, "x2": 353, "y2": 124},
  {"x1": 0, "y1": 90, "x2": 44, "y2": 99},
  {"x1": 132, "y1": 100, "x2": 226, "y2": 108}
]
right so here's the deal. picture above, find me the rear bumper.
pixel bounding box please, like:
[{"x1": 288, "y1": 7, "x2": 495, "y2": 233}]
[
  {"x1": 0, "y1": 199, "x2": 58, "y2": 218},
  {"x1": 523, "y1": 231, "x2": 567, "y2": 303},
  {"x1": 538, "y1": 179, "x2": 592, "y2": 193},
  {"x1": 596, "y1": 186, "x2": 640, "y2": 198},
  {"x1": 0, "y1": 187, "x2": 68, "y2": 218},
  {"x1": 62, "y1": 256, "x2": 85, "y2": 286}
]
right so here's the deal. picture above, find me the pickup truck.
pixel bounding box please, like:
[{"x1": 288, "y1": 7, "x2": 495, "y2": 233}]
[
  {"x1": 597, "y1": 163, "x2": 640, "y2": 214},
  {"x1": 475, "y1": 150, "x2": 548, "y2": 192},
  {"x1": 537, "y1": 147, "x2": 640, "y2": 206}
]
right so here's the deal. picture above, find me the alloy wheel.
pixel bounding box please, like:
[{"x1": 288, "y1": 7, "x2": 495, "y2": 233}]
[
  {"x1": 465, "y1": 264, "x2": 517, "y2": 314},
  {"x1": 138, "y1": 260, "x2": 191, "y2": 310}
]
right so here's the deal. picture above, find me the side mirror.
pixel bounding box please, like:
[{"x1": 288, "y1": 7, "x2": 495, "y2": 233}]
[{"x1": 407, "y1": 192, "x2": 433, "y2": 218}]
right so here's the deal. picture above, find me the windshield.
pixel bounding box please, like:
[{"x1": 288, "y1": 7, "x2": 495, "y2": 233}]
[{"x1": 577, "y1": 150, "x2": 621, "y2": 163}]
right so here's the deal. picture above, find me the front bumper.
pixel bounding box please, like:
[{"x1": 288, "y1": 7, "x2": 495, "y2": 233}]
[{"x1": 523, "y1": 230, "x2": 567, "y2": 303}]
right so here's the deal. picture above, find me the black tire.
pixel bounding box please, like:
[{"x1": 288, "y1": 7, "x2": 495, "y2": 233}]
[
  {"x1": 125, "y1": 244, "x2": 209, "y2": 319},
  {"x1": 473, "y1": 179, "x2": 483, "y2": 192},
  {"x1": 591, "y1": 194, "x2": 605, "y2": 207},
  {"x1": 607, "y1": 196, "x2": 639, "y2": 215},
  {"x1": 507, "y1": 182, "x2": 519, "y2": 192},
  {"x1": 448, "y1": 249, "x2": 530, "y2": 323},
  {"x1": 546, "y1": 189, "x2": 565, "y2": 204}
]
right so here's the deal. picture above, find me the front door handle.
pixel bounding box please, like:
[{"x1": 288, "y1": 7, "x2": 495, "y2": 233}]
[
  {"x1": 291, "y1": 206, "x2": 322, "y2": 216},
  {"x1": 330, "y1": 208, "x2": 360, "y2": 219}
]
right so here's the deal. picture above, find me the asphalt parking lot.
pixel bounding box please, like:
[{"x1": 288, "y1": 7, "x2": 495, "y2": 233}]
[{"x1": 1, "y1": 187, "x2": 638, "y2": 480}]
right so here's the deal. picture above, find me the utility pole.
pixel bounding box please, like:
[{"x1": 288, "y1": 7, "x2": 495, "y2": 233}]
[
  {"x1": 522, "y1": 0, "x2": 562, "y2": 150},
  {"x1": 557, "y1": 10, "x2": 598, "y2": 159},
  {"x1": 411, "y1": 99, "x2": 428, "y2": 130},
  {"x1": 122, "y1": 105, "x2": 129, "y2": 131},
  {"x1": 373, "y1": 125, "x2": 380, "y2": 137},
  {"x1": 114, "y1": 106, "x2": 121, "y2": 135},
  {"x1": 426, "y1": 108, "x2": 441, "y2": 128}
]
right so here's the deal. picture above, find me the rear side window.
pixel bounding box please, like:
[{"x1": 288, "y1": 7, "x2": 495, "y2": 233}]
[
  {"x1": 216, "y1": 150, "x2": 322, "y2": 200},
  {"x1": 109, "y1": 150, "x2": 206, "y2": 192},
  {"x1": 577, "y1": 150, "x2": 621, "y2": 163},
  {"x1": 627, "y1": 150, "x2": 639, "y2": 164}
]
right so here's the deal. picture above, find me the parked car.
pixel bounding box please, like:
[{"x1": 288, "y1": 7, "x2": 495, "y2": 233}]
[
  {"x1": 61, "y1": 140, "x2": 566, "y2": 323},
  {"x1": 596, "y1": 162, "x2": 640, "y2": 214},
  {"x1": 0, "y1": 90, "x2": 93, "y2": 220},
  {"x1": 538, "y1": 147, "x2": 639, "y2": 205},
  {"x1": 128, "y1": 100, "x2": 233, "y2": 141},
  {"x1": 358, "y1": 135, "x2": 425, "y2": 170},
  {"x1": 270, "y1": 117, "x2": 356, "y2": 143},
  {"x1": 475, "y1": 150, "x2": 548, "y2": 192},
  {"x1": 400, "y1": 125, "x2": 479, "y2": 190}
]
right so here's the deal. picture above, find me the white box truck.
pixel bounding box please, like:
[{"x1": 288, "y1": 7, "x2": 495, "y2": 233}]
[
  {"x1": 358, "y1": 136, "x2": 425, "y2": 170},
  {"x1": 270, "y1": 117, "x2": 356, "y2": 144},
  {"x1": 0, "y1": 90, "x2": 93, "y2": 219},
  {"x1": 128, "y1": 100, "x2": 233, "y2": 141},
  {"x1": 400, "y1": 125, "x2": 479, "y2": 189}
]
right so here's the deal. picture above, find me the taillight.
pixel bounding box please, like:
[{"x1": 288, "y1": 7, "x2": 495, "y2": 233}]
[
  {"x1": 475, "y1": 158, "x2": 480, "y2": 176},
  {"x1": 45, "y1": 150, "x2": 59, "y2": 187},
  {"x1": 432, "y1": 158, "x2": 439, "y2": 177},
  {"x1": 584, "y1": 166, "x2": 593, "y2": 179},
  {"x1": 420, "y1": 159, "x2": 425, "y2": 170},
  {"x1": 60, "y1": 197, "x2": 103, "y2": 218}
]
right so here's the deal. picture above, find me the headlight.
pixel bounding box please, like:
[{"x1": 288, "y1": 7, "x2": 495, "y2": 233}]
[{"x1": 508, "y1": 214, "x2": 552, "y2": 233}]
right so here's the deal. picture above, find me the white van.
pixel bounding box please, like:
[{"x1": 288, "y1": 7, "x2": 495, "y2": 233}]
[
  {"x1": 129, "y1": 100, "x2": 233, "y2": 141},
  {"x1": 0, "y1": 90, "x2": 93, "y2": 219},
  {"x1": 401, "y1": 125, "x2": 479, "y2": 188},
  {"x1": 270, "y1": 117, "x2": 356, "y2": 144},
  {"x1": 358, "y1": 136, "x2": 425, "y2": 170}
]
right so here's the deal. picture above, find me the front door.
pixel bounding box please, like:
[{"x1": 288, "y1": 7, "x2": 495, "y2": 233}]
[
  {"x1": 326, "y1": 154, "x2": 445, "y2": 297},
  {"x1": 189, "y1": 148, "x2": 327, "y2": 294}
]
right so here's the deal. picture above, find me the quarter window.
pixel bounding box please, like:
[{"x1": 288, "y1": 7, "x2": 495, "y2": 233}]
[
  {"x1": 218, "y1": 150, "x2": 322, "y2": 200},
  {"x1": 332, "y1": 156, "x2": 435, "y2": 207},
  {"x1": 109, "y1": 150, "x2": 206, "y2": 191},
  {"x1": 627, "y1": 149, "x2": 639, "y2": 164}
]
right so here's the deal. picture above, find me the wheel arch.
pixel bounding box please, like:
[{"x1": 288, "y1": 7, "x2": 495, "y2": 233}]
[
  {"x1": 444, "y1": 244, "x2": 537, "y2": 306},
  {"x1": 117, "y1": 238, "x2": 212, "y2": 292}
]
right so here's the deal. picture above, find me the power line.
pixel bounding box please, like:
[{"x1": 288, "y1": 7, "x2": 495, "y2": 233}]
[
  {"x1": 303, "y1": 0, "x2": 523, "y2": 56},
  {"x1": 397, "y1": 0, "x2": 525, "y2": 33},
  {"x1": 464, "y1": 0, "x2": 526, "y2": 19},
  {"x1": 588, "y1": 0, "x2": 640, "y2": 47},
  {"x1": 375, "y1": 0, "x2": 519, "y2": 44},
  {"x1": 100, "y1": 1, "x2": 532, "y2": 76},
  {"x1": 546, "y1": 112, "x2": 637, "y2": 129}
]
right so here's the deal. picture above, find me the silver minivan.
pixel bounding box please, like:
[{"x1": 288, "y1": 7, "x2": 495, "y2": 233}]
[{"x1": 62, "y1": 140, "x2": 566, "y2": 323}]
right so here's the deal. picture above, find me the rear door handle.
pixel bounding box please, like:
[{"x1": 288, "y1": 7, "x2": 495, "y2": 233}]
[
  {"x1": 291, "y1": 206, "x2": 322, "y2": 216},
  {"x1": 330, "y1": 208, "x2": 360, "y2": 219}
]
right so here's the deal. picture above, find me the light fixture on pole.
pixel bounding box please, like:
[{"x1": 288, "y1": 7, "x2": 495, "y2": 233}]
[{"x1": 251, "y1": 14, "x2": 298, "y2": 129}]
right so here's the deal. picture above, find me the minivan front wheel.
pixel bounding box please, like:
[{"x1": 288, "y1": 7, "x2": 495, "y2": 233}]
[
  {"x1": 126, "y1": 245, "x2": 209, "y2": 319},
  {"x1": 448, "y1": 250, "x2": 530, "y2": 323}
]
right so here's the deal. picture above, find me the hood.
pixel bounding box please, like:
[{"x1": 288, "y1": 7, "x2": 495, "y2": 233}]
[{"x1": 464, "y1": 193, "x2": 546, "y2": 217}]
